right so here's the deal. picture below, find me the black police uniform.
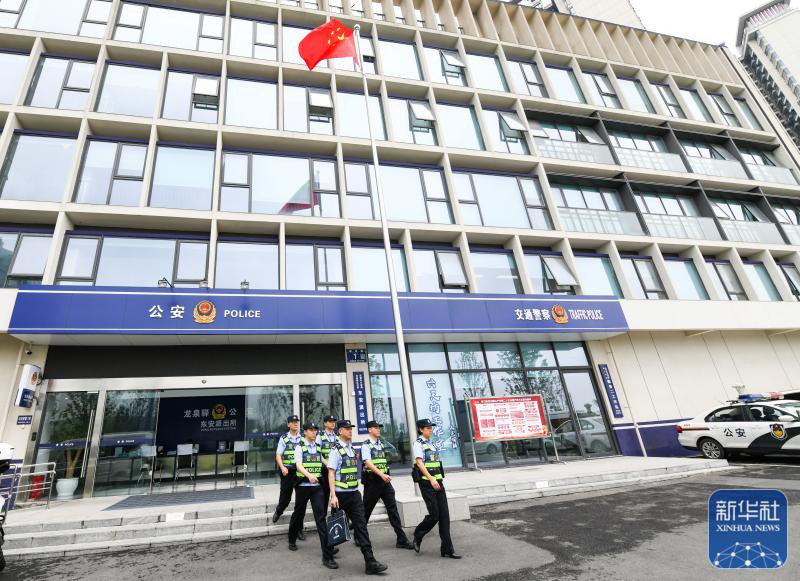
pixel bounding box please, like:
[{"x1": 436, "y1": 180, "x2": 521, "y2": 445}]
[
  {"x1": 318, "y1": 415, "x2": 338, "y2": 514},
  {"x1": 328, "y1": 420, "x2": 388, "y2": 575},
  {"x1": 412, "y1": 418, "x2": 460, "y2": 559},
  {"x1": 272, "y1": 415, "x2": 302, "y2": 523},
  {"x1": 361, "y1": 420, "x2": 412, "y2": 548}
]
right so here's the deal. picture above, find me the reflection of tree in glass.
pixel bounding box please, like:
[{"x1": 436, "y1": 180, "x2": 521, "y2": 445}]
[
  {"x1": 102, "y1": 392, "x2": 158, "y2": 436},
  {"x1": 300, "y1": 385, "x2": 342, "y2": 424},
  {"x1": 246, "y1": 388, "x2": 293, "y2": 447},
  {"x1": 0, "y1": 234, "x2": 18, "y2": 286},
  {"x1": 370, "y1": 375, "x2": 408, "y2": 463},
  {"x1": 47, "y1": 395, "x2": 95, "y2": 479},
  {"x1": 451, "y1": 350, "x2": 489, "y2": 398}
]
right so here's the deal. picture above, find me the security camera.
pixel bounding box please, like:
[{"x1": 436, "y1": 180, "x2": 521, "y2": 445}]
[{"x1": 24, "y1": 349, "x2": 33, "y2": 356}]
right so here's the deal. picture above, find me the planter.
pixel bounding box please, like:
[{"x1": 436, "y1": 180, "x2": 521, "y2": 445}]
[{"x1": 56, "y1": 477, "x2": 80, "y2": 498}]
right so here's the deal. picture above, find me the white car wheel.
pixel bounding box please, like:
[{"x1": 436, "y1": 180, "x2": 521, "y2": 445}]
[{"x1": 699, "y1": 438, "x2": 726, "y2": 460}]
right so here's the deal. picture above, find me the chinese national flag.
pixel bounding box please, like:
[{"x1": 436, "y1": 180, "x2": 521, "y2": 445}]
[{"x1": 298, "y1": 19, "x2": 358, "y2": 71}]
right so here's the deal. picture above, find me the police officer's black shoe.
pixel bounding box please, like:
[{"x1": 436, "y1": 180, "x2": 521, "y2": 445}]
[
  {"x1": 364, "y1": 559, "x2": 388, "y2": 575},
  {"x1": 322, "y1": 558, "x2": 338, "y2": 570},
  {"x1": 396, "y1": 540, "x2": 414, "y2": 550},
  {"x1": 288, "y1": 543, "x2": 297, "y2": 551},
  {"x1": 412, "y1": 538, "x2": 421, "y2": 553},
  {"x1": 297, "y1": 530, "x2": 306, "y2": 541},
  {"x1": 441, "y1": 552, "x2": 462, "y2": 559},
  {"x1": 271, "y1": 510, "x2": 281, "y2": 524}
]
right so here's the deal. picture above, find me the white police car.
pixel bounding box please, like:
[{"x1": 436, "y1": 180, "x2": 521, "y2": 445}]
[{"x1": 677, "y1": 393, "x2": 800, "y2": 459}]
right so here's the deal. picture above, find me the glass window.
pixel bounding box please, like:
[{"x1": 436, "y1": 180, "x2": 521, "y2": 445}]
[
  {"x1": 456, "y1": 173, "x2": 544, "y2": 229},
  {"x1": 282, "y1": 25, "x2": 318, "y2": 67},
  {"x1": 284, "y1": 86, "x2": 334, "y2": 135},
  {"x1": 411, "y1": 372, "x2": 461, "y2": 468},
  {"x1": 330, "y1": 34, "x2": 376, "y2": 74},
  {"x1": 162, "y1": 71, "x2": 219, "y2": 123},
  {"x1": 664, "y1": 259, "x2": 708, "y2": 300},
  {"x1": 582, "y1": 71, "x2": 621, "y2": 108},
  {"x1": 225, "y1": 78, "x2": 277, "y2": 129},
  {"x1": 0, "y1": 134, "x2": 76, "y2": 202},
  {"x1": 466, "y1": 53, "x2": 507, "y2": 91},
  {"x1": 408, "y1": 343, "x2": 448, "y2": 370},
  {"x1": 27, "y1": 56, "x2": 94, "y2": 111},
  {"x1": 74, "y1": 140, "x2": 146, "y2": 206},
  {"x1": 710, "y1": 198, "x2": 767, "y2": 222},
  {"x1": 149, "y1": 146, "x2": 214, "y2": 211},
  {"x1": 437, "y1": 104, "x2": 484, "y2": 150},
  {"x1": 215, "y1": 241, "x2": 278, "y2": 289},
  {"x1": 349, "y1": 246, "x2": 409, "y2": 292},
  {"x1": 617, "y1": 77, "x2": 654, "y2": 113},
  {"x1": 710, "y1": 93, "x2": 740, "y2": 127},
  {"x1": 481, "y1": 110, "x2": 529, "y2": 155},
  {"x1": 508, "y1": 61, "x2": 547, "y2": 98},
  {"x1": 387, "y1": 98, "x2": 437, "y2": 146},
  {"x1": 344, "y1": 163, "x2": 377, "y2": 220},
  {"x1": 96, "y1": 63, "x2": 161, "y2": 118},
  {"x1": 447, "y1": 343, "x2": 486, "y2": 370},
  {"x1": 470, "y1": 251, "x2": 523, "y2": 294},
  {"x1": 573, "y1": 255, "x2": 622, "y2": 297},
  {"x1": 545, "y1": 66, "x2": 585, "y2": 103},
  {"x1": 58, "y1": 236, "x2": 98, "y2": 279},
  {"x1": 0, "y1": 233, "x2": 51, "y2": 287},
  {"x1": 229, "y1": 18, "x2": 277, "y2": 61},
  {"x1": 369, "y1": 344, "x2": 401, "y2": 372},
  {"x1": 424, "y1": 47, "x2": 466, "y2": 86},
  {"x1": 743, "y1": 262, "x2": 781, "y2": 301},
  {"x1": 380, "y1": 166, "x2": 451, "y2": 224},
  {"x1": 368, "y1": 372, "x2": 409, "y2": 471},
  {"x1": 0, "y1": 52, "x2": 29, "y2": 105},
  {"x1": 550, "y1": 184, "x2": 623, "y2": 211},
  {"x1": 116, "y1": 4, "x2": 222, "y2": 53},
  {"x1": 620, "y1": 257, "x2": 666, "y2": 300},
  {"x1": 15, "y1": 0, "x2": 86, "y2": 35},
  {"x1": 734, "y1": 97, "x2": 762, "y2": 130},
  {"x1": 780, "y1": 264, "x2": 800, "y2": 299},
  {"x1": 337, "y1": 92, "x2": 386, "y2": 140},
  {"x1": 651, "y1": 83, "x2": 685, "y2": 118},
  {"x1": 413, "y1": 249, "x2": 468, "y2": 292},
  {"x1": 706, "y1": 260, "x2": 747, "y2": 301},
  {"x1": 286, "y1": 243, "x2": 346, "y2": 291},
  {"x1": 524, "y1": 254, "x2": 577, "y2": 294},
  {"x1": 378, "y1": 40, "x2": 421, "y2": 80},
  {"x1": 221, "y1": 154, "x2": 338, "y2": 218},
  {"x1": 679, "y1": 88, "x2": 713, "y2": 122}
]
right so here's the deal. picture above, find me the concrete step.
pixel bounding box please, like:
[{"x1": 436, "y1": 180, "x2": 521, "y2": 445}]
[
  {"x1": 3, "y1": 514, "x2": 390, "y2": 560},
  {"x1": 4, "y1": 502, "x2": 388, "y2": 552}
]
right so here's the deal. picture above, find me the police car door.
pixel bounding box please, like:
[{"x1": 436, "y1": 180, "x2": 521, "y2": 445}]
[
  {"x1": 746, "y1": 404, "x2": 800, "y2": 453},
  {"x1": 706, "y1": 405, "x2": 750, "y2": 449}
]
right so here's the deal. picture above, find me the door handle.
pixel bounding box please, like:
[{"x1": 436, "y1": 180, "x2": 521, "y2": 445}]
[{"x1": 80, "y1": 408, "x2": 96, "y2": 479}]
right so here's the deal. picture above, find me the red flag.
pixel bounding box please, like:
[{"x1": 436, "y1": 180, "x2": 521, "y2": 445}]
[{"x1": 298, "y1": 19, "x2": 358, "y2": 71}]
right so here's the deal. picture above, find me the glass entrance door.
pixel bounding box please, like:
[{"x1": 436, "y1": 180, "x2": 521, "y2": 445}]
[
  {"x1": 562, "y1": 371, "x2": 615, "y2": 456},
  {"x1": 245, "y1": 385, "x2": 293, "y2": 484},
  {"x1": 35, "y1": 392, "x2": 99, "y2": 499},
  {"x1": 299, "y1": 384, "x2": 344, "y2": 425}
]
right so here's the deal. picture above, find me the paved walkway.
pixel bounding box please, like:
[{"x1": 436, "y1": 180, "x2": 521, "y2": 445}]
[{"x1": 6, "y1": 455, "x2": 730, "y2": 528}]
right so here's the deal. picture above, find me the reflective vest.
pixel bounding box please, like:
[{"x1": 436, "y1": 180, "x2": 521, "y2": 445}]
[
  {"x1": 280, "y1": 433, "x2": 300, "y2": 468},
  {"x1": 333, "y1": 444, "x2": 360, "y2": 490},
  {"x1": 418, "y1": 438, "x2": 444, "y2": 481},
  {"x1": 364, "y1": 439, "x2": 389, "y2": 475},
  {"x1": 297, "y1": 443, "x2": 323, "y2": 484},
  {"x1": 319, "y1": 432, "x2": 337, "y2": 460}
]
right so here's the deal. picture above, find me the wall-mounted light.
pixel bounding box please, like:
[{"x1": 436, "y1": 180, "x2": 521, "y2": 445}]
[
  {"x1": 157, "y1": 278, "x2": 174, "y2": 288},
  {"x1": 240, "y1": 279, "x2": 250, "y2": 290}
]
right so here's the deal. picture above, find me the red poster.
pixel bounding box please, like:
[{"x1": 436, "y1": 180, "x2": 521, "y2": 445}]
[{"x1": 469, "y1": 395, "x2": 549, "y2": 441}]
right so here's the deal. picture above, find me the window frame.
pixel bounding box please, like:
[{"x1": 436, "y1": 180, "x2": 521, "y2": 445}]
[
  {"x1": 583, "y1": 71, "x2": 621, "y2": 109},
  {"x1": 73, "y1": 139, "x2": 147, "y2": 206},
  {"x1": 161, "y1": 70, "x2": 221, "y2": 123},
  {"x1": 509, "y1": 61, "x2": 548, "y2": 98},
  {"x1": 620, "y1": 256, "x2": 667, "y2": 300},
  {"x1": 616, "y1": 76, "x2": 655, "y2": 113},
  {"x1": 651, "y1": 82, "x2": 685, "y2": 118},
  {"x1": 228, "y1": 17, "x2": 277, "y2": 60},
  {"x1": 220, "y1": 152, "x2": 340, "y2": 218},
  {"x1": 524, "y1": 252, "x2": 577, "y2": 295},
  {"x1": 55, "y1": 234, "x2": 209, "y2": 286},
  {"x1": 709, "y1": 93, "x2": 741, "y2": 127},
  {"x1": 114, "y1": 2, "x2": 223, "y2": 52},
  {"x1": 454, "y1": 172, "x2": 548, "y2": 229},
  {"x1": 706, "y1": 260, "x2": 747, "y2": 301},
  {"x1": 779, "y1": 263, "x2": 800, "y2": 299},
  {"x1": 0, "y1": 231, "x2": 52, "y2": 287},
  {"x1": 25, "y1": 55, "x2": 95, "y2": 110},
  {"x1": 549, "y1": 183, "x2": 624, "y2": 212}
]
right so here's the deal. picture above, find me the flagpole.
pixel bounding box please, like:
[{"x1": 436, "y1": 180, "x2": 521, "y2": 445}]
[{"x1": 353, "y1": 24, "x2": 419, "y2": 483}]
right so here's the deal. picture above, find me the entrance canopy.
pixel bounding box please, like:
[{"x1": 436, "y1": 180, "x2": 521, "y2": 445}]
[{"x1": 9, "y1": 286, "x2": 629, "y2": 345}]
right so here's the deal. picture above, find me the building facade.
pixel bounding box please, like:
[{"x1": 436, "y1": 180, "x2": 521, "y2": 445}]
[
  {"x1": 1, "y1": 0, "x2": 800, "y2": 500},
  {"x1": 738, "y1": 0, "x2": 800, "y2": 148},
  {"x1": 554, "y1": 0, "x2": 642, "y2": 29}
]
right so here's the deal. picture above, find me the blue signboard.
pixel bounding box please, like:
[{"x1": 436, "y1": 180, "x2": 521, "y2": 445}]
[
  {"x1": 8, "y1": 287, "x2": 628, "y2": 336},
  {"x1": 346, "y1": 349, "x2": 367, "y2": 363},
  {"x1": 598, "y1": 364, "x2": 624, "y2": 419},
  {"x1": 353, "y1": 372, "x2": 368, "y2": 435},
  {"x1": 16, "y1": 388, "x2": 35, "y2": 408},
  {"x1": 16, "y1": 415, "x2": 32, "y2": 426},
  {"x1": 709, "y1": 489, "x2": 788, "y2": 569}
]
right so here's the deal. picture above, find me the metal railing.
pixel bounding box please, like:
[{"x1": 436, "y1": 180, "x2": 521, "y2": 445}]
[{"x1": 0, "y1": 462, "x2": 57, "y2": 517}]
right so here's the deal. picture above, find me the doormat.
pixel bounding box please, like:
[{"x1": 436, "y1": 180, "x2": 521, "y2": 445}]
[{"x1": 104, "y1": 486, "x2": 254, "y2": 510}]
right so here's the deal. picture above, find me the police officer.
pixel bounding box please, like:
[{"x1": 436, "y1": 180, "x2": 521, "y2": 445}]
[
  {"x1": 272, "y1": 414, "x2": 305, "y2": 540},
  {"x1": 361, "y1": 420, "x2": 413, "y2": 550},
  {"x1": 290, "y1": 422, "x2": 339, "y2": 569},
  {"x1": 317, "y1": 414, "x2": 338, "y2": 512},
  {"x1": 328, "y1": 419, "x2": 389, "y2": 575},
  {"x1": 411, "y1": 419, "x2": 461, "y2": 559}
]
